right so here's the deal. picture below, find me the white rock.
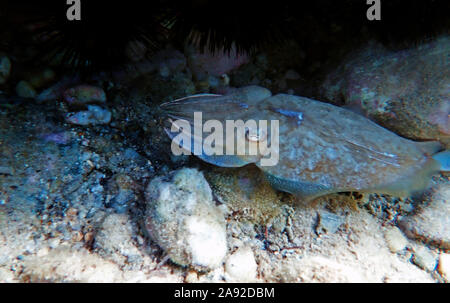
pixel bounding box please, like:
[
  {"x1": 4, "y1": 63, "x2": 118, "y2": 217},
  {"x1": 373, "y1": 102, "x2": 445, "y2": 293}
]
[
  {"x1": 0, "y1": 267, "x2": 16, "y2": 282},
  {"x1": 145, "y1": 168, "x2": 227, "y2": 272},
  {"x1": 93, "y1": 213, "x2": 142, "y2": 266},
  {"x1": 384, "y1": 226, "x2": 409, "y2": 253},
  {"x1": 412, "y1": 246, "x2": 437, "y2": 272},
  {"x1": 65, "y1": 105, "x2": 111, "y2": 126},
  {"x1": 225, "y1": 246, "x2": 258, "y2": 282},
  {"x1": 438, "y1": 253, "x2": 450, "y2": 280}
]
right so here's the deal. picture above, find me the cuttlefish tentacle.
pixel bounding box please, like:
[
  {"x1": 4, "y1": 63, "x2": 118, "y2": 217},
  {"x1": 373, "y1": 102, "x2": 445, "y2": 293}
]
[{"x1": 161, "y1": 85, "x2": 449, "y2": 201}]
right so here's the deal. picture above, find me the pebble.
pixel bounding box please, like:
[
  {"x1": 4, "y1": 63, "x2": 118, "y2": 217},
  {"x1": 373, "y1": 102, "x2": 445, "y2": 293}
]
[
  {"x1": 399, "y1": 184, "x2": 450, "y2": 249},
  {"x1": 184, "y1": 270, "x2": 199, "y2": 283},
  {"x1": 0, "y1": 55, "x2": 11, "y2": 84},
  {"x1": 225, "y1": 246, "x2": 258, "y2": 282},
  {"x1": 315, "y1": 210, "x2": 345, "y2": 235},
  {"x1": 105, "y1": 174, "x2": 137, "y2": 213},
  {"x1": 384, "y1": 226, "x2": 409, "y2": 253},
  {"x1": 412, "y1": 245, "x2": 437, "y2": 272},
  {"x1": 63, "y1": 85, "x2": 106, "y2": 105},
  {"x1": 27, "y1": 68, "x2": 56, "y2": 89},
  {"x1": 144, "y1": 168, "x2": 227, "y2": 272},
  {"x1": 93, "y1": 213, "x2": 142, "y2": 267},
  {"x1": 16, "y1": 80, "x2": 37, "y2": 98},
  {"x1": 36, "y1": 76, "x2": 80, "y2": 102},
  {"x1": 438, "y1": 253, "x2": 450, "y2": 280},
  {"x1": 65, "y1": 105, "x2": 112, "y2": 126}
]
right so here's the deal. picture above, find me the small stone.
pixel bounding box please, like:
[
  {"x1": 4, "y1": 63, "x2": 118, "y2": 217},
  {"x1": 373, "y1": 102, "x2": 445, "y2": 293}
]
[
  {"x1": 438, "y1": 253, "x2": 450, "y2": 280},
  {"x1": 65, "y1": 207, "x2": 78, "y2": 220},
  {"x1": 16, "y1": 80, "x2": 37, "y2": 98},
  {"x1": 0, "y1": 166, "x2": 13, "y2": 175},
  {"x1": 83, "y1": 232, "x2": 94, "y2": 245},
  {"x1": 185, "y1": 270, "x2": 199, "y2": 283},
  {"x1": 93, "y1": 213, "x2": 142, "y2": 267},
  {"x1": 144, "y1": 168, "x2": 227, "y2": 272},
  {"x1": 0, "y1": 267, "x2": 15, "y2": 283},
  {"x1": 48, "y1": 238, "x2": 61, "y2": 249},
  {"x1": 105, "y1": 174, "x2": 137, "y2": 213},
  {"x1": 399, "y1": 184, "x2": 450, "y2": 249},
  {"x1": 28, "y1": 68, "x2": 55, "y2": 89},
  {"x1": 63, "y1": 85, "x2": 106, "y2": 105},
  {"x1": 65, "y1": 105, "x2": 111, "y2": 126},
  {"x1": 316, "y1": 210, "x2": 345, "y2": 235},
  {"x1": 0, "y1": 55, "x2": 11, "y2": 84},
  {"x1": 384, "y1": 226, "x2": 409, "y2": 253},
  {"x1": 225, "y1": 246, "x2": 258, "y2": 282},
  {"x1": 412, "y1": 246, "x2": 437, "y2": 272},
  {"x1": 72, "y1": 231, "x2": 84, "y2": 242}
]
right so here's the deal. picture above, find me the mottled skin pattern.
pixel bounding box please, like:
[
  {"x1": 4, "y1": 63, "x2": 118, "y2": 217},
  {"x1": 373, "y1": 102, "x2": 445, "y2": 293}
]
[{"x1": 162, "y1": 86, "x2": 443, "y2": 201}]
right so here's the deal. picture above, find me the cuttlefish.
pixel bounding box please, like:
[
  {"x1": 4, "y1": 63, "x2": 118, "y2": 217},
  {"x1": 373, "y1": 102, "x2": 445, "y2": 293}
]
[{"x1": 161, "y1": 86, "x2": 449, "y2": 201}]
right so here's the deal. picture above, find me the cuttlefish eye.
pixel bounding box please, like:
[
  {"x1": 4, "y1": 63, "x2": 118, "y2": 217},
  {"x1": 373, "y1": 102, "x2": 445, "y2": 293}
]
[{"x1": 245, "y1": 128, "x2": 267, "y2": 142}]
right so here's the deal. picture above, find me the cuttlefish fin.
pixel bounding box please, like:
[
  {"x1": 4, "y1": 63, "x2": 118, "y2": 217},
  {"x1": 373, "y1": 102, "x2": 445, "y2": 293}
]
[{"x1": 263, "y1": 171, "x2": 333, "y2": 202}]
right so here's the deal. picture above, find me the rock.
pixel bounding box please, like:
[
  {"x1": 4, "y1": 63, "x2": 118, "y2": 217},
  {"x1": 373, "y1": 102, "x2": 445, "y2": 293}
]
[
  {"x1": 93, "y1": 213, "x2": 143, "y2": 268},
  {"x1": 184, "y1": 270, "x2": 199, "y2": 283},
  {"x1": 0, "y1": 267, "x2": 15, "y2": 282},
  {"x1": 21, "y1": 247, "x2": 123, "y2": 282},
  {"x1": 315, "y1": 210, "x2": 345, "y2": 235},
  {"x1": 65, "y1": 105, "x2": 112, "y2": 126},
  {"x1": 399, "y1": 184, "x2": 450, "y2": 249},
  {"x1": 144, "y1": 168, "x2": 227, "y2": 272},
  {"x1": 36, "y1": 76, "x2": 80, "y2": 102},
  {"x1": 63, "y1": 85, "x2": 106, "y2": 105},
  {"x1": 0, "y1": 55, "x2": 11, "y2": 84},
  {"x1": 321, "y1": 37, "x2": 450, "y2": 148},
  {"x1": 225, "y1": 246, "x2": 258, "y2": 282},
  {"x1": 27, "y1": 68, "x2": 56, "y2": 89},
  {"x1": 16, "y1": 80, "x2": 37, "y2": 98},
  {"x1": 412, "y1": 245, "x2": 437, "y2": 272},
  {"x1": 438, "y1": 253, "x2": 450, "y2": 280},
  {"x1": 105, "y1": 174, "x2": 137, "y2": 213},
  {"x1": 384, "y1": 226, "x2": 409, "y2": 253}
]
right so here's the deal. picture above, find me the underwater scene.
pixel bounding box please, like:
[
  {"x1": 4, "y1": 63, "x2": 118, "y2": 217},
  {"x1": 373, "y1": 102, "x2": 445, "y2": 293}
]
[{"x1": 0, "y1": 0, "x2": 449, "y2": 284}]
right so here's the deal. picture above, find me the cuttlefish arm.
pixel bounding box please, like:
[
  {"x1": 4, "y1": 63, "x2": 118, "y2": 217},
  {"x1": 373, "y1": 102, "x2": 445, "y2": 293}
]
[{"x1": 161, "y1": 86, "x2": 272, "y2": 167}]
